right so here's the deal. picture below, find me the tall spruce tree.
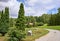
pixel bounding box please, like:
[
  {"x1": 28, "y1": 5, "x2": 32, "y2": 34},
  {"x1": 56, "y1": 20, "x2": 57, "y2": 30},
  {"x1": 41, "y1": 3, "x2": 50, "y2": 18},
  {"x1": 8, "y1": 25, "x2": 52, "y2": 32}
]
[
  {"x1": 9, "y1": 3, "x2": 26, "y2": 41},
  {"x1": 4, "y1": 7, "x2": 9, "y2": 32},
  {"x1": 0, "y1": 10, "x2": 5, "y2": 36},
  {"x1": 0, "y1": 7, "x2": 9, "y2": 36},
  {"x1": 16, "y1": 3, "x2": 25, "y2": 30},
  {"x1": 5, "y1": 7, "x2": 9, "y2": 24}
]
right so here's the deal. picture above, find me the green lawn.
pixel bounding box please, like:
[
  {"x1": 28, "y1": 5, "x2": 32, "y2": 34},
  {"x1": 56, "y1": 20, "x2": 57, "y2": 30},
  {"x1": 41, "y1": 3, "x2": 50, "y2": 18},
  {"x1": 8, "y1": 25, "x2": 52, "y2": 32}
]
[{"x1": 38, "y1": 26, "x2": 60, "y2": 30}]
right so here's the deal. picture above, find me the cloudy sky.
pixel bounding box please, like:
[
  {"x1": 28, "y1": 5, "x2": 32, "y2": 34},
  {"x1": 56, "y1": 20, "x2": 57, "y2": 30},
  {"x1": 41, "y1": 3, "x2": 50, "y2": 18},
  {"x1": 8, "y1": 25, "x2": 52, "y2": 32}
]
[{"x1": 0, "y1": 0, "x2": 60, "y2": 18}]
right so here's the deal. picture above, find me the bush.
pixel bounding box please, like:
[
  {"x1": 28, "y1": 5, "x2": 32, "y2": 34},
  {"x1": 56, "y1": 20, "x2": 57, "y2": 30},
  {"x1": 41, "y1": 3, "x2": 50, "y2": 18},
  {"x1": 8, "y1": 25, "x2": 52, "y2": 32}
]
[
  {"x1": 8, "y1": 37, "x2": 18, "y2": 41},
  {"x1": 37, "y1": 22, "x2": 44, "y2": 26},
  {"x1": 7, "y1": 27, "x2": 26, "y2": 41}
]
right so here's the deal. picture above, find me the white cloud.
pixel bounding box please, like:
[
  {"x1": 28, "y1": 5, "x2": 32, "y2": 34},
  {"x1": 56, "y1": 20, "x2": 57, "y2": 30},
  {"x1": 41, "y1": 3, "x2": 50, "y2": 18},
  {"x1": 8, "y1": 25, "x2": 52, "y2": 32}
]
[
  {"x1": 9, "y1": 0, "x2": 20, "y2": 18},
  {"x1": 0, "y1": 0, "x2": 20, "y2": 18},
  {"x1": 25, "y1": 0, "x2": 60, "y2": 16},
  {"x1": 0, "y1": 0, "x2": 60, "y2": 18},
  {"x1": 24, "y1": 7, "x2": 36, "y2": 16}
]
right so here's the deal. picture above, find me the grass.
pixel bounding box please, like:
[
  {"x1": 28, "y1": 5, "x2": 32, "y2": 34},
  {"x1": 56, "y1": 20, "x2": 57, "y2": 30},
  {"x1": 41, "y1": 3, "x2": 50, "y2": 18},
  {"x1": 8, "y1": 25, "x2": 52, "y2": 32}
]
[
  {"x1": 0, "y1": 28, "x2": 49, "y2": 41},
  {"x1": 23, "y1": 28, "x2": 49, "y2": 41},
  {"x1": 0, "y1": 25, "x2": 60, "y2": 41},
  {"x1": 38, "y1": 25, "x2": 60, "y2": 30},
  {"x1": 0, "y1": 27, "x2": 49, "y2": 41}
]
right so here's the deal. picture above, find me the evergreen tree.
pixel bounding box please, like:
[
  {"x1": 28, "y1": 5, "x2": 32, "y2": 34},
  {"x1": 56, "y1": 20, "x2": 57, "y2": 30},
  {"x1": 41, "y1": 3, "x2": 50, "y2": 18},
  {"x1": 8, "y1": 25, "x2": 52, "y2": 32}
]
[
  {"x1": 48, "y1": 14, "x2": 57, "y2": 25},
  {"x1": 0, "y1": 10, "x2": 5, "y2": 36},
  {"x1": 0, "y1": 7, "x2": 9, "y2": 36},
  {"x1": 16, "y1": 3, "x2": 25, "y2": 30},
  {"x1": 5, "y1": 7, "x2": 9, "y2": 25},
  {"x1": 0, "y1": 11, "x2": 2, "y2": 18},
  {"x1": 4, "y1": 7, "x2": 9, "y2": 32},
  {"x1": 48, "y1": 14, "x2": 53, "y2": 25},
  {"x1": 55, "y1": 8, "x2": 60, "y2": 25},
  {"x1": 9, "y1": 3, "x2": 26, "y2": 41}
]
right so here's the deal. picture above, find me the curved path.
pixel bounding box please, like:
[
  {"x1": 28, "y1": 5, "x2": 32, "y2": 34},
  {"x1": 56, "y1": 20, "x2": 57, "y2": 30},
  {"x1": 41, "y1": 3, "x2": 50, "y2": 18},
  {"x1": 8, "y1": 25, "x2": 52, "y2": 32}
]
[{"x1": 35, "y1": 29, "x2": 60, "y2": 41}]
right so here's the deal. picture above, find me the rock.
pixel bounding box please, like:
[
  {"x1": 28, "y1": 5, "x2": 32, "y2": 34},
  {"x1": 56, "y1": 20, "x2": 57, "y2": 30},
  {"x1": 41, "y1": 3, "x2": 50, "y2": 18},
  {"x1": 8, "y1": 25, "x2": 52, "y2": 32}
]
[{"x1": 27, "y1": 30, "x2": 32, "y2": 36}]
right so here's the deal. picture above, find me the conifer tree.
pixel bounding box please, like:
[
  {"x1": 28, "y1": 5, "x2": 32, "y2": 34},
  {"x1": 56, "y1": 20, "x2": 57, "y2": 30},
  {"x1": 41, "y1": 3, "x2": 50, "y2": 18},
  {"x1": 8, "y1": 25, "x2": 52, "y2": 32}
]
[
  {"x1": 0, "y1": 10, "x2": 5, "y2": 36},
  {"x1": 4, "y1": 7, "x2": 9, "y2": 31},
  {"x1": 9, "y1": 3, "x2": 26, "y2": 41},
  {"x1": 0, "y1": 7, "x2": 9, "y2": 36},
  {"x1": 16, "y1": 3, "x2": 25, "y2": 30},
  {"x1": 55, "y1": 8, "x2": 60, "y2": 25}
]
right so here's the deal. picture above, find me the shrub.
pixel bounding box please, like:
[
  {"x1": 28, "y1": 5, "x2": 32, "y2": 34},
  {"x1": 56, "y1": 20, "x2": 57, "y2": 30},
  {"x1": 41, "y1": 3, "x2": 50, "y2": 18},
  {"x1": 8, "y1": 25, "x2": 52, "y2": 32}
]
[
  {"x1": 8, "y1": 37, "x2": 18, "y2": 41},
  {"x1": 8, "y1": 27, "x2": 26, "y2": 41},
  {"x1": 37, "y1": 22, "x2": 44, "y2": 26}
]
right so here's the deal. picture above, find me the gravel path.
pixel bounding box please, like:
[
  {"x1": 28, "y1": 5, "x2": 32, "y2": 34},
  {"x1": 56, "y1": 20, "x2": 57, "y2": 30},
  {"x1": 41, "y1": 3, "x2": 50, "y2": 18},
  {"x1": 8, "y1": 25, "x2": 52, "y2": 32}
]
[{"x1": 35, "y1": 29, "x2": 60, "y2": 41}]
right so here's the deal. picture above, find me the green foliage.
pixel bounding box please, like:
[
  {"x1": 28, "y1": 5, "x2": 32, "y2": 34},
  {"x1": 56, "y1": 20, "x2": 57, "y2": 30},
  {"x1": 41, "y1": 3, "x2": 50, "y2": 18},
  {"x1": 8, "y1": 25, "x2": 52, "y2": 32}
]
[
  {"x1": 34, "y1": 16, "x2": 42, "y2": 23},
  {"x1": 16, "y1": 3, "x2": 26, "y2": 30},
  {"x1": 25, "y1": 16, "x2": 36, "y2": 27},
  {"x1": 9, "y1": 18, "x2": 14, "y2": 27},
  {"x1": 8, "y1": 27, "x2": 26, "y2": 41},
  {"x1": 34, "y1": 14, "x2": 51, "y2": 24},
  {"x1": 48, "y1": 14, "x2": 56, "y2": 25},
  {"x1": 8, "y1": 37, "x2": 18, "y2": 41},
  {"x1": 0, "y1": 7, "x2": 9, "y2": 36},
  {"x1": 55, "y1": 8, "x2": 60, "y2": 25},
  {"x1": 40, "y1": 26, "x2": 60, "y2": 30},
  {"x1": 8, "y1": 3, "x2": 26, "y2": 41},
  {"x1": 48, "y1": 8, "x2": 60, "y2": 26},
  {"x1": 0, "y1": 11, "x2": 2, "y2": 18},
  {"x1": 37, "y1": 22, "x2": 44, "y2": 26},
  {"x1": 41, "y1": 14, "x2": 51, "y2": 23}
]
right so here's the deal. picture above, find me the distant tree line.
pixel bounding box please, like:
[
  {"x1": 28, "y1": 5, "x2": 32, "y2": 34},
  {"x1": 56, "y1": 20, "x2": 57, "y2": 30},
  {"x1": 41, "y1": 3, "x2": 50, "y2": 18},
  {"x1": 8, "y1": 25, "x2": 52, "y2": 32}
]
[
  {"x1": 48, "y1": 8, "x2": 60, "y2": 26},
  {"x1": 25, "y1": 8, "x2": 60, "y2": 26},
  {"x1": 25, "y1": 14, "x2": 51, "y2": 26}
]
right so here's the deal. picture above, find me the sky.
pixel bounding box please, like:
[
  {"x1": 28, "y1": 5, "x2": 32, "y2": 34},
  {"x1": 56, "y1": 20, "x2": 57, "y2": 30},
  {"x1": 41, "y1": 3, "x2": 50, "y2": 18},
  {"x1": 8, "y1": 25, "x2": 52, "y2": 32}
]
[{"x1": 0, "y1": 0, "x2": 60, "y2": 18}]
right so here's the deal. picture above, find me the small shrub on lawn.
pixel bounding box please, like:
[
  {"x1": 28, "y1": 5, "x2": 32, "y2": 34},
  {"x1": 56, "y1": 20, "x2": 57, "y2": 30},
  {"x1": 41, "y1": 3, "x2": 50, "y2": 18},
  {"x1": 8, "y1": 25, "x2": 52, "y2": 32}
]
[
  {"x1": 37, "y1": 22, "x2": 44, "y2": 26},
  {"x1": 7, "y1": 27, "x2": 26, "y2": 41}
]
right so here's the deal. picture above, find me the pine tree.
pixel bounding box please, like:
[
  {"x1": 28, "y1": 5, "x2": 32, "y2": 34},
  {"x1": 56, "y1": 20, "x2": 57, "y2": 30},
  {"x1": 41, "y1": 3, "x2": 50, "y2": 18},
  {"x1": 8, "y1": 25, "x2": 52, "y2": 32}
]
[
  {"x1": 4, "y1": 7, "x2": 9, "y2": 32},
  {"x1": 0, "y1": 10, "x2": 5, "y2": 36},
  {"x1": 5, "y1": 7, "x2": 9, "y2": 25},
  {"x1": 55, "y1": 8, "x2": 60, "y2": 25},
  {"x1": 9, "y1": 3, "x2": 26, "y2": 41},
  {"x1": 48, "y1": 14, "x2": 53, "y2": 25},
  {"x1": 0, "y1": 11, "x2": 2, "y2": 18},
  {"x1": 16, "y1": 3, "x2": 25, "y2": 30},
  {"x1": 0, "y1": 7, "x2": 9, "y2": 36}
]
